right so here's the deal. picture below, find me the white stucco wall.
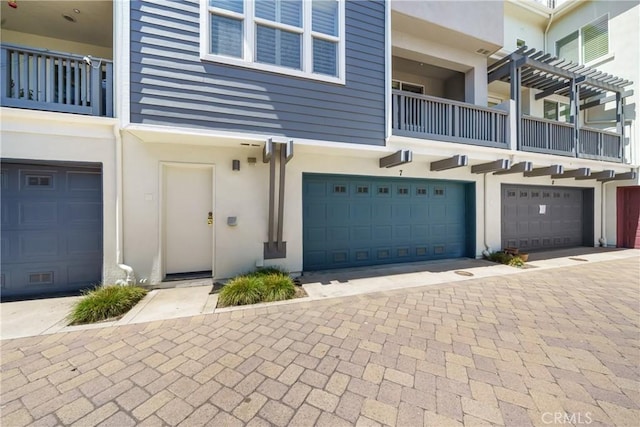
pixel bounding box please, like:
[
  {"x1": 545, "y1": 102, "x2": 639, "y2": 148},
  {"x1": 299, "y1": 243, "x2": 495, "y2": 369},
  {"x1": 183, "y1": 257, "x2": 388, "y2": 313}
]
[
  {"x1": 120, "y1": 129, "x2": 625, "y2": 284},
  {"x1": 0, "y1": 108, "x2": 120, "y2": 284},
  {"x1": 392, "y1": 1, "x2": 504, "y2": 48}
]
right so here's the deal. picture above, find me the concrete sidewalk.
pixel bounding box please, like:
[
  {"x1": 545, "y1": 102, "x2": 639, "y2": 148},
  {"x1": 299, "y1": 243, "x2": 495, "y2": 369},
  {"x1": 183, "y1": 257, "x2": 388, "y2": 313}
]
[{"x1": 2, "y1": 247, "x2": 638, "y2": 340}]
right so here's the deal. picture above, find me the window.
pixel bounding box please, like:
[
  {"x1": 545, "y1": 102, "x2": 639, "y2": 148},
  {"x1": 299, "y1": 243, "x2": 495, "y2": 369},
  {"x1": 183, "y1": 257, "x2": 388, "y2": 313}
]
[
  {"x1": 544, "y1": 100, "x2": 570, "y2": 122},
  {"x1": 392, "y1": 80, "x2": 424, "y2": 94},
  {"x1": 556, "y1": 15, "x2": 609, "y2": 64},
  {"x1": 202, "y1": 0, "x2": 345, "y2": 84}
]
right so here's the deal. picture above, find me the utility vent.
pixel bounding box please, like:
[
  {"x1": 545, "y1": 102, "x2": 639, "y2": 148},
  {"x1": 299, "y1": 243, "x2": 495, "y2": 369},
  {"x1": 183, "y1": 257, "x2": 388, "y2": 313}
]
[
  {"x1": 29, "y1": 272, "x2": 53, "y2": 285},
  {"x1": 476, "y1": 48, "x2": 491, "y2": 55}
]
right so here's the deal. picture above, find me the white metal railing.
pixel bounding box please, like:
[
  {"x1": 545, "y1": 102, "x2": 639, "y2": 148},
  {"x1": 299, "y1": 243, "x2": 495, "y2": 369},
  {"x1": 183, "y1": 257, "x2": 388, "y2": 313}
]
[
  {"x1": 1, "y1": 44, "x2": 113, "y2": 117},
  {"x1": 392, "y1": 90, "x2": 508, "y2": 148}
]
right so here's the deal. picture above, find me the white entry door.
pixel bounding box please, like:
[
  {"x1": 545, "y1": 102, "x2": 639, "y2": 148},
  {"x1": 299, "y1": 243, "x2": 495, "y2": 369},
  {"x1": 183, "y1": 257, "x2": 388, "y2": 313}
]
[{"x1": 164, "y1": 164, "x2": 214, "y2": 275}]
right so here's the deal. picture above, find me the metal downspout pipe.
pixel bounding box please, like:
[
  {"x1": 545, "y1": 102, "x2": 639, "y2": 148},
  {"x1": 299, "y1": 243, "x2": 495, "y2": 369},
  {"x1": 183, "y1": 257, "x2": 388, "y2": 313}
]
[{"x1": 482, "y1": 172, "x2": 491, "y2": 257}]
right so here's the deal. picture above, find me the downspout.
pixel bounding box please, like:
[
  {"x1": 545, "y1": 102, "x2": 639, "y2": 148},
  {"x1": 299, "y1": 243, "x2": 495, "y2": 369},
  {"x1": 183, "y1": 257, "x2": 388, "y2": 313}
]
[
  {"x1": 114, "y1": 124, "x2": 124, "y2": 264},
  {"x1": 599, "y1": 181, "x2": 608, "y2": 247},
  {"x1": 482, "y1": 172, "x2": 491, "y2": 257},
  {"x1": 543, "y1": 8, "x2": 555, "y2": 54}
]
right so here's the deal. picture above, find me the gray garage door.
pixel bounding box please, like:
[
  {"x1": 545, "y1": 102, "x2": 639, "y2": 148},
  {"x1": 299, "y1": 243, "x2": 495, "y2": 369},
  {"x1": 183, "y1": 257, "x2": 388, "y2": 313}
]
[
  {"x1": 501, "y1": 184, "x2": 593, "y2": 251},
  {"x1": 1, "y1": 162, "x2": 103, "y2": 299},
  {"x1": 303, "y1": 174, "x2": 474, "y2": 270}
]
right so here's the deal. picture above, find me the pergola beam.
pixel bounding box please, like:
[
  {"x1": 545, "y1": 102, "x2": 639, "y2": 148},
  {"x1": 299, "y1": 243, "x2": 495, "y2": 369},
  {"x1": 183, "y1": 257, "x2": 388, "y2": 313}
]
[
  {"x1": 430, "y1": 155, "x2": 468, "y2": 172},
  {"x1": 551, "y1": 168, "x2": 590, "y2": 179},
  {"x1": 493, "y1": 161, "x2": 533, "y2": 175},
  {"x1": 523, "y1": 58, "x2": 630, "y2": 93},
  {"x1": 471, "y1": 159, "x2": 511, "y2": 174},
  {"x1": 535, "y1": 76, "x2": 585, "y2": 100},
  {"x1": 581, "y1": 90, "x2": 633, "y2": 111},
  {"x1": 598, "y1": 171, "x2": 637, "y2": 182},
  {"x1": 379, "y1": 150, "x2": 412, "y2": 168},
  {"x1": 575, "y1": 170, "x2": 615, "y2": 180},
  {"x1": 524, "y1": 165, "x2": 564, "y2": 177}
]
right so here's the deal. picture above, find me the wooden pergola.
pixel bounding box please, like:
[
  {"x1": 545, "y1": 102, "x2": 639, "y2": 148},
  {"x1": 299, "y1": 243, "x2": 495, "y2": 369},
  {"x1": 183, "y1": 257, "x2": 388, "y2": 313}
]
[{"x1": 488, "y1": 46, "x2": 633, "y2": 153}]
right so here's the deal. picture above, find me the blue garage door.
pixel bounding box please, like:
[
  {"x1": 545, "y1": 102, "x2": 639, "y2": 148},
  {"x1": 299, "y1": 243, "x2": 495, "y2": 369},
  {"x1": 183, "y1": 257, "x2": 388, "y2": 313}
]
[
  {"x1": 303, "y1": 174, "x2": 473, "y2": 270},
  {"x1": 1, "y1": 162, "x2": 103, "y2": 299}
]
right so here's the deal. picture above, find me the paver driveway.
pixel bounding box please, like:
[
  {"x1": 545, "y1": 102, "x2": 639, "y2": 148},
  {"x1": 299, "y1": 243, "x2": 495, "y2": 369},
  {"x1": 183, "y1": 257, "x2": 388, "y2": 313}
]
[{"x1": 2, "y1": 257, "x2": 639, "y2": 426}]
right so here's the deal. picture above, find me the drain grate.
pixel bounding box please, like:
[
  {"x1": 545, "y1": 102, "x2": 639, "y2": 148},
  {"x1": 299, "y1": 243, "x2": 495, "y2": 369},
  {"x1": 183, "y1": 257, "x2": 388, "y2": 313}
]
[
  {"x1": 454, "y1": 271, "x2": 474, "y2": 277},
  {"x1": 569, "y1": 257, "x2": 589, "y2": 262}
]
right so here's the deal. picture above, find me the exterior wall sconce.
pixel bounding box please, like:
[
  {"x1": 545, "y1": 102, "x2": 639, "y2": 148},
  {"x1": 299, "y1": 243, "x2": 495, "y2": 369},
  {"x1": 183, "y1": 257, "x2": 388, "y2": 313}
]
[{"x1": 232, "y1": 160, "x2": 240, "y2": 171}]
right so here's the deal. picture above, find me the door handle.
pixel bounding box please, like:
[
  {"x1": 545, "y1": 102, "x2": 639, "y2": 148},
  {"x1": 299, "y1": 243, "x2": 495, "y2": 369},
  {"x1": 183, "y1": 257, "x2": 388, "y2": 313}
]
[{"x1": 207, "y1": 211, "x2": 213, "y2": 226}]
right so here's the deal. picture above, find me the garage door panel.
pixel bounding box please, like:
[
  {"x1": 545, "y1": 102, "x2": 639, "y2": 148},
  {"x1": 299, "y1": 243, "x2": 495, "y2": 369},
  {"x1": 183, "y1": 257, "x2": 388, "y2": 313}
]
[
  {"x1": 19, "y1": 232, "x2": 59, "y2": 258},
  {"x1": 66, "y1": 171, "x2": 101, "y2": 192},
  {"x1": 328, "y1": 227, "x2": 349, "y2": 242},
  {"x1": 502, "y1": 184, "x2": 588, "y2": 251},
  {"x1": 1, "y1": 163, "x2": 103, "y2": 298},
  {"x1": 373, "y1": 225, "x2": 392, "y2": 240},
  {"x1": 66, "y1": 202, "x2": 102, "y2": 224},
  {"x1": 412, "y1": 225, "x2": 428, "y2": 240},
  {"x1": 67, "y1": 263, "x2": 102, "y2": 284},
  {"x1": 305, "y1": 203, "x2": 326, "y2": 221},
  {"x1": 67, "y1": 230, "x2": 102, "y2": 254},
  {"x1": 303, "y1": 174, "x2": 471, "y2": 270},
  {"x1": 373, "y1": 204, "x2": 392, "y2": 222}
]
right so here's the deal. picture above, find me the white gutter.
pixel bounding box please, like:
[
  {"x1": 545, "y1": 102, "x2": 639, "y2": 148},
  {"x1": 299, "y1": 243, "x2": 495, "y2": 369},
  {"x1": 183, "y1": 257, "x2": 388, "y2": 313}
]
[
  {"x1": 114, "y1": 124, "x2": 124, "y2": 264},
  {"x1": 482, "y1": 172, "x2": 491, "y2": 257},
  {"x1": 599, "y1": 181, "x2": 608, "y2": 247},
  {"x1": 543, "y1": 7, "x2": 555, "y2": 53}
]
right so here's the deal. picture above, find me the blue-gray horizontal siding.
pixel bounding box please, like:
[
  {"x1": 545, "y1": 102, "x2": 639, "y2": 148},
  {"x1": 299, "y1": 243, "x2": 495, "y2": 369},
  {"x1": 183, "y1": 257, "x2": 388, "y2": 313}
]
[{"x1": 130, "y1": 0, "x2": 386, "y2": 146}]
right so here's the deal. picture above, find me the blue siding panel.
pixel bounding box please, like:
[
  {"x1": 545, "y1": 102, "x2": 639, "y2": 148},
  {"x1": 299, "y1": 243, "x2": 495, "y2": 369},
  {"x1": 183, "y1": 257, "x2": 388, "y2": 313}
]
[{"x1": 130, "y1": 0, "x2": 386, "y2": 146}]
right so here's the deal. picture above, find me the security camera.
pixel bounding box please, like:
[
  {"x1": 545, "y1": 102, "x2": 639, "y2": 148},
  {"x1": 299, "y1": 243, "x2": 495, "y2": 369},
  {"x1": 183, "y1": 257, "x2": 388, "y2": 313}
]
[{"x1": 82, "y1": 55, "x2": 92, "y2": 66}]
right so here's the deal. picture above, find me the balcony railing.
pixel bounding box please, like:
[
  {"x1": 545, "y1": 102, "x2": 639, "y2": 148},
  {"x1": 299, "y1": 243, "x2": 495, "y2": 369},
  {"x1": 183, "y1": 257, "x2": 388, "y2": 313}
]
[
  {"x1": 1, "y1": 44, "x2": 113, "y2": 117},
  {"x1": 522, "y1": 116, "x2": 622, "y2": 162},
  {"x1": 392, "y1": 90, "x2": 508, "y2": 148}
]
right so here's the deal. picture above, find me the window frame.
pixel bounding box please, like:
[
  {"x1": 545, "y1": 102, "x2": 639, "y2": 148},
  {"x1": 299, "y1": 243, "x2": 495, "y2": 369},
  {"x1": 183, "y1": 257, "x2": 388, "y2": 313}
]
[
  {"x1": 200, "y1": 0, "x2": 346, "y2": 85},
  {"x1": 555, "y1": 14, "x2": 610, "y2": 66},
  {"x1": 391, "y1": 79, "x2": 425, "y2": 95}
]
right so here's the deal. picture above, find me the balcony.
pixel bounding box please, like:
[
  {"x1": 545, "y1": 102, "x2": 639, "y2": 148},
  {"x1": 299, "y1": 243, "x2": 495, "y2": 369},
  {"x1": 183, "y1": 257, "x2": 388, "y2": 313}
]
[
  {"x1": 1, "y1": 44, "x2": 113, "y2": 117},
  {"x1": 522, "y1": 116, "x2": 623, "y2": 162},
  {"x1": 392, "y1": 91, "x2": 509, "y2": 149}
]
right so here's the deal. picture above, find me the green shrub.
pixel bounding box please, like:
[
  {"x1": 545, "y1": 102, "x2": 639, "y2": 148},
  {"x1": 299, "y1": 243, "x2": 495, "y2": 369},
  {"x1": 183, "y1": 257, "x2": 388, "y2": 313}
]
[
  {"x1": 262, "y1": 273, "x2": 296, "y2": 302},
  {"x1": 508, "y1": 256, "x2": 525, "y2": 268},
  {"x1": 218, "y1": 276, "x2": 265, "y2": 307},
  {"x1": 249, "y1": 266, "x2": 289, "y2": 277},
  {"x1": 487, "y1": 251, "x2": 511, "y2": 264},
  {"x1": 68, "y1": 285, "x2": 147, "y2": 325}
]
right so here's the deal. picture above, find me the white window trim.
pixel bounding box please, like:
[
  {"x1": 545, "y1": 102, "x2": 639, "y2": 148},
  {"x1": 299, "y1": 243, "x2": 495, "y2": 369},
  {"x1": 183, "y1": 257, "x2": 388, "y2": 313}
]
[
  {"x1": 200, "y1": 0, "x2": 346, "y2": 85},
  {"x1": 555, "y1": 14, "x2": 610, "y2": 66}
]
